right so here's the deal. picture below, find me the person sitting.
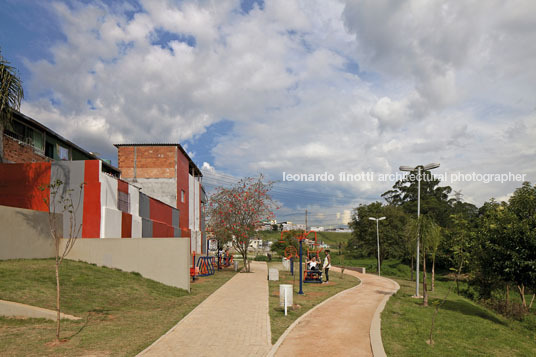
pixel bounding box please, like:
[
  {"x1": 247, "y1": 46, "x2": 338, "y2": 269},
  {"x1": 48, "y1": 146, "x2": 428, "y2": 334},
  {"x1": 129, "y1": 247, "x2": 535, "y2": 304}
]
[{"x1": 308, "y1": 256, "x2": 319, "y2": 271}]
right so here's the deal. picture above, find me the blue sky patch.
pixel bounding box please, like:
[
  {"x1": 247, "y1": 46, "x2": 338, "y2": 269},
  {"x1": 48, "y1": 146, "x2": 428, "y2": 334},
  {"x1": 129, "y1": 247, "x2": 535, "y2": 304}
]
[
  {"x1": 151, "y1": 28, "x2": 196, "y2": 51},
  {"x1": 240, "y1": 0, "x2": 264, "y2": 14}
]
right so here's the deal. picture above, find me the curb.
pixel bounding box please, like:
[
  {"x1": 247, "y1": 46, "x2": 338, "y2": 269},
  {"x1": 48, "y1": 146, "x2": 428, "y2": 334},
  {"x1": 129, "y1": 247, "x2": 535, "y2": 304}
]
[
  {"x1": 267, "y1": 268, "x2": 363, "y2": 357},
  {"x1": 369, "y1": 277, "x2": 400, "y2": 357}
]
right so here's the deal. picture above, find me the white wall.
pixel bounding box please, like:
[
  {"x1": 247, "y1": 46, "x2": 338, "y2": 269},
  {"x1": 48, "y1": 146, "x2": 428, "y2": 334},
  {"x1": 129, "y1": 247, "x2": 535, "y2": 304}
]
[
  {"x1": 61, "y1": 238, "x2": 191, "y2": 291},
  {"x1": 189, "y1": 175, "x2": 200, "y2": 231}
]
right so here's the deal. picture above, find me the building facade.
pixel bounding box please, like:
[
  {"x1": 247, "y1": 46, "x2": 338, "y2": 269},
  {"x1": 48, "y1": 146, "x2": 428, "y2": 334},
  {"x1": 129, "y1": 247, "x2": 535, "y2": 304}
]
[
  {"x1": 115, "y1": 144, "x2": 206, "y2": 253},
  {"x1": 0, "y1": 161, "x2": 182, "y2": 240}
]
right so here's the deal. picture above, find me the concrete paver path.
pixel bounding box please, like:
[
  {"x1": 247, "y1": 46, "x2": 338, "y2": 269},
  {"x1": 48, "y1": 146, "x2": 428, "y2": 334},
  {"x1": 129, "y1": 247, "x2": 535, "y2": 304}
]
[
  {"x1": 271, "y1": 267, "x2": 399, "y2": 357},
  {"x1": 138, "y1": 261, "x2": 270, "y2": 357}
]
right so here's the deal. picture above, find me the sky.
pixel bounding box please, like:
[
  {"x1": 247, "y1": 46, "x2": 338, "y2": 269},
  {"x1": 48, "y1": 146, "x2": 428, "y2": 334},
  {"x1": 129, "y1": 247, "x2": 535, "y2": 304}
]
[{"x1": 1, "y1": 0, "x2": 535, "y2": 227}]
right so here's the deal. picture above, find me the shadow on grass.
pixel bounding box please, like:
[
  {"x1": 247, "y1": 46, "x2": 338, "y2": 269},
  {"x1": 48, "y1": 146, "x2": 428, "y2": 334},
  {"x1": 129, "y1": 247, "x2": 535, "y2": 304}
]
[
  {"x1": 66, "y1": 308, "x2": 112, "y2": 340},
  {"x1": 440, "y1": 299, "x2": 506, "y2": 325}
]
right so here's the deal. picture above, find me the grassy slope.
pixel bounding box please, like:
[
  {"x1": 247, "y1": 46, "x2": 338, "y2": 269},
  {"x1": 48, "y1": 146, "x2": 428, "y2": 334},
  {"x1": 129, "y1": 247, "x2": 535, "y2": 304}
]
[
  {"x1": 383, "y1": 277, "x2": 536, "y2": 356},
  {"x1": 337, "y1": 257, "x2": 536, "y2": 356},
  {"x1": 268, "y1": 261, "x2": 360, "y2": 344},
  {"x1": 0, "y1": 259, "x2": 235, "y2": 356}
]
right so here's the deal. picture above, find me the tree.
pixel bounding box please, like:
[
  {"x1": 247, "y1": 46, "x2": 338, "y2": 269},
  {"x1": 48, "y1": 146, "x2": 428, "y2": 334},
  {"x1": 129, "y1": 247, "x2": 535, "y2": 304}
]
[
  {"x1": 0, "y1": 49, "x2": 24, "y2": 162},
  {"x1": 347, "y1": 203, "x2": 409, "y2": 263},
  {"x1": 382, "y1": 169, "x2": 453, "y2": 227},
  {"x1": 423, "y1": 217, "x2": 442, "y2": 292},
  {"x1": 448, "y1": 213, "x2": 474, "y2": 295},
  {"x1": 207, "y1": 175, "x2": 276, "y2": 272},
  {"x1": 475, "y1": 184, "x2": 536, "y2": 310},
  {"x1": 403, "y1": 218, "x2": 418, "y2": 281},
  {"x1": 40, "y1": 179, "x2": 84, "y2": 342}
]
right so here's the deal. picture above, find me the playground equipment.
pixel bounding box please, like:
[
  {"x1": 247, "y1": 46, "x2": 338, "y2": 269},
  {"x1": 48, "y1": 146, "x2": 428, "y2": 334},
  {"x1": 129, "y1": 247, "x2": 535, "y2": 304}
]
[
  {"x1": 191, "y1": 252, "x2": 216, "y2": 281},
  {"x1": 279, "y1": 230, "x2": 320, "y2": 293},
  {"x1": 284, "y1": 246, "x2": 298, "y2": 276},
  {"x1": 196, "y1": 256, "x2": 215, "y2": 277},
  {"x1": 303, "y1": 231, "x2": 324, "y2": 284},
  {"x1": 217, "y1": 250, "x2": 234, "y2": 269},
  {"x1": 190, "y1": 251, "x2": 199, "y2": 281}
]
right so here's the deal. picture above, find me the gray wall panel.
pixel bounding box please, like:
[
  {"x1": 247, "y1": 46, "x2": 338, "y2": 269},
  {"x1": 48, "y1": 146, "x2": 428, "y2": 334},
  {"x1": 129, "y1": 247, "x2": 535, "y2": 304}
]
[
  {"x1": 142, "y1": 217, "x2": 153, "y2": 238},
  {"x1": 139, "y1": 193, "x2": 150, "y2": 219}
]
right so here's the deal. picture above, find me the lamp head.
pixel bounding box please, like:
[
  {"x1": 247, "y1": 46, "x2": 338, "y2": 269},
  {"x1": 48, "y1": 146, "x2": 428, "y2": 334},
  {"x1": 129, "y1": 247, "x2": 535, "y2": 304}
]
[
  {"x1": 423, "y1": 163, "x2": 440, "y2": 170},
  {"x1": 399, "y1": 165, "x2": 414, "y2": 171}
]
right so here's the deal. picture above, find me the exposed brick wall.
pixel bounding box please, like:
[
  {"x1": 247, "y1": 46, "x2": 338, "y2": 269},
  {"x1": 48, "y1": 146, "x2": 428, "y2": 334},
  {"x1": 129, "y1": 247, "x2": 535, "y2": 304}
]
[
  {"x1": 3, "y1": 135, "x2": 51, "y2": 163},
  {"x1": 117, "y1": 146, "x2": 176, "y2": 179}
]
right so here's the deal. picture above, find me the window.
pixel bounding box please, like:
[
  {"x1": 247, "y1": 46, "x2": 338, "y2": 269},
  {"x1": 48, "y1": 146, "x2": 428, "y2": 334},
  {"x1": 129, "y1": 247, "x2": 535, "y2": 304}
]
[
  {"x1": 181, "y1": 190, "x2": 185, "y2": 203},
  {"x1": 45, "y1": 142, "x2": 54, "y2": 159},
  {"x1": 4, "y1": 120, "x2": 45, "y2": 151},
  {"x1": 118, "y1": 191, "x2": 130, "y2": 213},
  {"x1": 58, "y1": 144, "x2": 69, "y2": 160}
]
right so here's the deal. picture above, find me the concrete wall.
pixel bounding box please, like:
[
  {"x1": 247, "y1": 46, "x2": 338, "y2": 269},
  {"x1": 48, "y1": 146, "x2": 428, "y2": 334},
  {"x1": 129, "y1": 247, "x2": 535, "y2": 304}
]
[
  {"x1": 0, "y1": 205, "x2": 60, "y2": 260},
  {"x1": 132, "y1": 178, "x2": 177, "y2": 208},
  {"x1": 61, "y1": 238, "x2": 191, "y2": 291},
  {"x1": 50, "y1": 161, "x2": 85, "y2": 238}
]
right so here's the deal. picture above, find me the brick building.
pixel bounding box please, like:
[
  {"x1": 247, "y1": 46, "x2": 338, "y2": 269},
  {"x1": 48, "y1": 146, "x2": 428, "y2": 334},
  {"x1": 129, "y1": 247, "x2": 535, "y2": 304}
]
[
  {"x1": 115, "y1": 144, "x2": 206, "y2": 253},
  {"x1": 2, "y1": 110, "x2": 119, "y2": 177}
]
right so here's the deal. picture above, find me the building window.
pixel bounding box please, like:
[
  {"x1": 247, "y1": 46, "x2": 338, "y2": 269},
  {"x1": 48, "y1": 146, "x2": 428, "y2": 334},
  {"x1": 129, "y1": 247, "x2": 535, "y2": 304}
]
[
  {"x1": 118, "y1": 191, "x2": 130, "y2": 213},
  {"x1": 4, "y1": 119, "x2": 45, "y2": 152},
  {"x1": 181, "y1": 190, "x2": 185, "y2": 203},
  {"x1": 58, "y1": 144, "x2": 70, "y2": 160}
]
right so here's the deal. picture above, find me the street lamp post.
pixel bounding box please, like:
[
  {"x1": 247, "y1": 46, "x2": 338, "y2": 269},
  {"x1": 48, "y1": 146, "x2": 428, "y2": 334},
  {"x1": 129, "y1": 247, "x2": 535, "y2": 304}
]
[
  {"x1": 369, "y1": 217, "x2": 386, "y2": 276},
  {"x1": 399, "y1": 163, "x2": 440, "y2": 297}
]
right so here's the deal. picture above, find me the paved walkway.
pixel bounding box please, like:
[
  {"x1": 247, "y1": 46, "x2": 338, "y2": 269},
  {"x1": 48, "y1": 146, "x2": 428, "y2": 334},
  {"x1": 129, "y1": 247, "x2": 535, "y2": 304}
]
[
  {"x1": 271, "y1": 268, "x2": 399, "y2": 357},
  {"x1": 138, "y1": 261, "x2": 271, "y2": 357}
]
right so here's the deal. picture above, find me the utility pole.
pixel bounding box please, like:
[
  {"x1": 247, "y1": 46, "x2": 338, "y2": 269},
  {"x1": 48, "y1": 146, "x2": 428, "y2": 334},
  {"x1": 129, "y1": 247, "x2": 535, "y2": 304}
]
[{"x1": 305, "y1": 209, "x2": 308, "y2": 231}]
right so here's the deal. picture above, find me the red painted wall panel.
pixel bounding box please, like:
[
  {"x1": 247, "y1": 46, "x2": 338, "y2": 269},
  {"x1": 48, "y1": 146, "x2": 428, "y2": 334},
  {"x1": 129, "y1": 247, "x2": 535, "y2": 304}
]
[
  {"x1": 176, "y1": 148, "x2": 190, "y2": 237},
  {"x1": 149, "y1": 197, "x2": 172, "y2": 226},
  {"x1": 121, "y1": 212, "x2": 132, "y2": 238},
  {"x1": 152, "y1": 221, "x2": 174, "y2": 238},
  {"x1": 0, "y1": 162, "x2": 51, "y2": 211},
  {"x1": 118, "y1": 179, "x2": 129, "y2": 194},
  {"x1": 82, "y1": 161, "x2": 101, "y2": 238}
]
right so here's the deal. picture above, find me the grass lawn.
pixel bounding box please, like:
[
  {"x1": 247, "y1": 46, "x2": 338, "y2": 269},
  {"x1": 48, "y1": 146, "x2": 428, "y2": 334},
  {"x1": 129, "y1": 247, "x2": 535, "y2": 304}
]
[
  {"x1": 0, "y1": 259, "x2": 236, "y2": 356},
  {"x1": 382, "y1": 277, "x2": 536, "y2": 356},
  {"x1": 267, "y1": 261, "x2": 360, "y2": 344},
  {"x1": 257, "y1": 231, "x2": 351, "y2": 252},
  {"x1": 337, "y1": 257, "x2": 536, "y2": 355},
  {"x1": 337, "y1": 256, "x2": 413, "y2": 279}
]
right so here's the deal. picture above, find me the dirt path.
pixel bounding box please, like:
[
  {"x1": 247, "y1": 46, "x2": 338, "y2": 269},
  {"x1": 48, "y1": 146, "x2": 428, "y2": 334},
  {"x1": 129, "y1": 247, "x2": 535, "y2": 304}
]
[{"x1": 271, "y1": 268, "x2": 399, "y2": 357}]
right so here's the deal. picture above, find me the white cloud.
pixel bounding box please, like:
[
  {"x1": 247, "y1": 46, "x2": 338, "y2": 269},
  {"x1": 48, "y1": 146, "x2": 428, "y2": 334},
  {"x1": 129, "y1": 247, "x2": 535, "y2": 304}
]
[{"x1": 16, "y1": 0, "x2": 536, "y2": 218}]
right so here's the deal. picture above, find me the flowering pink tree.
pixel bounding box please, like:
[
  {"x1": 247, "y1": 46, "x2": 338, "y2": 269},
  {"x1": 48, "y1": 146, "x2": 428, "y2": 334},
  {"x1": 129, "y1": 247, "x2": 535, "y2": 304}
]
[{"x1": 207, "y1": 175, "x2": 276, "y2": 272}]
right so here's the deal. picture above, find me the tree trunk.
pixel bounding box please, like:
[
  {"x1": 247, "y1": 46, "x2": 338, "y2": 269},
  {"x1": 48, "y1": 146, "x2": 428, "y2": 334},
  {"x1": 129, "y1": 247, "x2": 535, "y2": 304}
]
[
  {"x1": 455, "y1": 258, "x2": 463, "y2": 295},
  {"x1": 423, "y1": 246, "x2": 428, "y2": 307},
  {"x1": 506, "y1": 283, "x2": 510, "y2": 306},
  {"x1": 517, "y1": 284, "x2": 526, "y2": 308},
  {"x1": 431, "y1": 256, "x2": 435, "y2": 292},
  {"x1": 55, "y1": 258, "x2": 61, "y2": 341},
  {"x1": 410, "y1": 256, "x2": 414, "y2": 281},
  {"x1": 529, "y1": 294, "x2": 535, "y2": 310}
]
